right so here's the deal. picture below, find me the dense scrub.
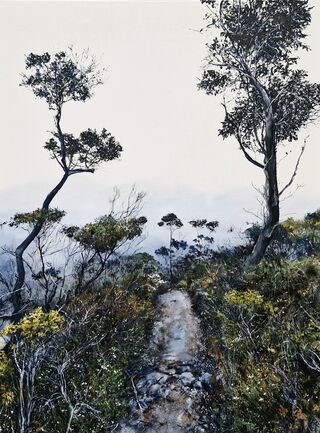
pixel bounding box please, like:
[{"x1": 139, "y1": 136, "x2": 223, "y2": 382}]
[
  {"x1": 191, "y1": 257, "x2": 320, "y2": 432},
  {"x1": 1, "y1": 211, "x2": 319, "y2": 432},
  {"x1": 0, "y1": 259, "x2": 158, "y2": 433},
  {"x1": 177, "y1": 213, "x2": 320, "y2": 433}
]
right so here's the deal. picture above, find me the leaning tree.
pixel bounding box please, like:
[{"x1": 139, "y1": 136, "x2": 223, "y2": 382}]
[
  {"x1": 11, "y1": 50, "x2": 122, "y2": 316},
  {"x1": 199, "y1": 0, "x2": 320, "y2": 265}
]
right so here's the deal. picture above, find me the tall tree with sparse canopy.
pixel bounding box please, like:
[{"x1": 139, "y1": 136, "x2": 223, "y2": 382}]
[
  {"x1": 157, "y1": 213, "x2": 183, "y2": 285},
  {"x1": 199, "y1": 0, "x2": 320, "y2": 266},
  {"x1": 11, "y1": 50, "x2": 122, "y2": 316}
]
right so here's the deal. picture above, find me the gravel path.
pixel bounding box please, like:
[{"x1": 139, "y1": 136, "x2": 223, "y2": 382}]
[
  {"x1": 118, "y1": 290, "x2": 213, "y2": 433},
  {"x1": 151, "y1": 290, "x2": 202, "y2": 365}
]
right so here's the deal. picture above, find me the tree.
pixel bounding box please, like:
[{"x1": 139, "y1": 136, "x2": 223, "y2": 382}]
[
  {"x1": 5, "y1": 208, "x2": 73, "y2": 312},
  {"x1": 11, "y1": 50, "x2": 122, "y2": 316},
  {"x1": 199, "y1": 0, "x2": 320, "y2": 266},
  {"x1": 70, "y1": 213, "x2": 147, "y2": 294},
  {"x1": 189, "y1": 219, "x2": 219, "y2": 260},
  {"x1": 63, "y1": 188, "x2": 147, "y2": 294},
  {"x1": 156, "y1": 213, "x2": 184, "y2": 285}
]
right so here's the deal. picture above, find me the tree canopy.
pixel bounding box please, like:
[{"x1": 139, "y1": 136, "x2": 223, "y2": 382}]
[
  {"x1": 21, "y1": 50, "x2": 102, "y2": 108},
  {"x1": 200, "y1": 0, "x2": 320, "y2": 160}
]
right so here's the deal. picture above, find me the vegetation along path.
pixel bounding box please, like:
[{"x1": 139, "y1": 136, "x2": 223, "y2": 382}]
[{"x1": 119, "y1": 290, "x2": 214, "y2": 433}]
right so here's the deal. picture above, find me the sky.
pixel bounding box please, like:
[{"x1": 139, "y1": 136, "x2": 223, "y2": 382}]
[{"x1": 0, "y1": 0, "x2": 319, "y2": 252}]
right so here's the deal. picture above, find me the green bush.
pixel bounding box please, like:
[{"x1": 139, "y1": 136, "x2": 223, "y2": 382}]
[
  {"x1": 190, "y1": 256, "x2": 320, "y2": 433},
  {"x1": 0, "y1": 279, "x2": 156, "y2": 433}
]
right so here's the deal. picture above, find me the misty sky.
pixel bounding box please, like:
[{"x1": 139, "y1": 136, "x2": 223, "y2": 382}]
[{"x1": 0, "y1": 0, "x2": 319, "y2": 251}]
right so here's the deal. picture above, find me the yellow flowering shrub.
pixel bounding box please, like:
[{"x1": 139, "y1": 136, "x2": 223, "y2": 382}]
[
  {"x1": 0, "y1": 351, "x2": 11, "y2": 376},
  {"x1": 224, "y1": 289, "x2": 264, "y2": 310},
  {"x1": 2, "y1": 308, "x2": 64, "y2": 340},
  {"x1": 0, "y1": 351, "x2": 15, "y2": 406},
  {"x1": 283, "y1": 216, "x2": 320, "y2": 236}
]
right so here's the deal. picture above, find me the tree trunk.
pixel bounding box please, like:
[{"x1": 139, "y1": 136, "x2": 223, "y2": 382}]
[
  {"x1": 169, "y1": 228, "x2": 173, "y2": 287},
  {"x1": 11, "y1": 173, "x2": 69, "y2": 317},
  {"x1": 246, "y1": 102, "x2": 280, "y2": 267}
]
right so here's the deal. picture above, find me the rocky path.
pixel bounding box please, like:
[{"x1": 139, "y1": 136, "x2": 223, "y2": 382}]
[{"x1": 118, "y1": 290, "x2": 213, "y2": 433}]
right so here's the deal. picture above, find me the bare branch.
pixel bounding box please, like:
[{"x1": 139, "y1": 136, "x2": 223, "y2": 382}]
[
  {"x1": 279, "y1": 140, "x2": 307, "y2": 197},
  {"x1": 237, "y1": 136, "x2": 265, "y2": 169}
]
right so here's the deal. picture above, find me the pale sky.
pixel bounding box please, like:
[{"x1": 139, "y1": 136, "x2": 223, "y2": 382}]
[{"x1": 0, "y1": 0, "x2": 319, "y2": 251}]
